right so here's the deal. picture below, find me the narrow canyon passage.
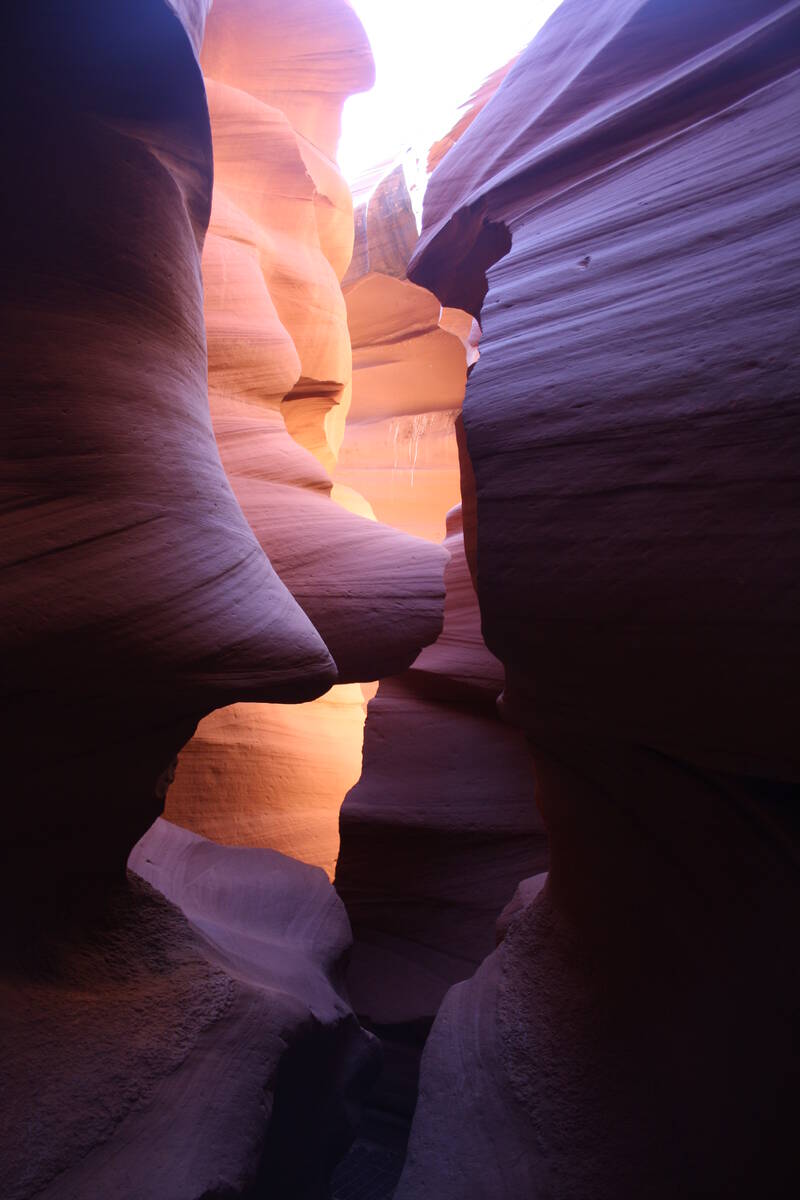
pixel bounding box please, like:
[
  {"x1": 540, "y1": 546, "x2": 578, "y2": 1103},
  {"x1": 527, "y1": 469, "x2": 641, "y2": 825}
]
[{"x1": 1, "y1": 2, "x2": 797, "y2": 1199}]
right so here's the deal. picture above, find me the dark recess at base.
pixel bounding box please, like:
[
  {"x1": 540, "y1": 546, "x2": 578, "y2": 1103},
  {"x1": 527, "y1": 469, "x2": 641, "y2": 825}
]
[{"x1": 332, "y1": 1019, "x2": 431, "y2": 1200}]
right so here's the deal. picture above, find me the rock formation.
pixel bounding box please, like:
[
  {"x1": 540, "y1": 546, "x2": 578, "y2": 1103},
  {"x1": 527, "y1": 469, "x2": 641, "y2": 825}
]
[
  {"x1": 344, "y1": 164, "x2": 420, "y2": 285},
  {"x1": 397, "y1": 1, "x2": 800, "y2": 1195},
  {"x1": 3, "y1": 817, "x2": 375, "y2": 1200},
  {"x1": 335, "y1": 270, "x2": 472, "y2": 543},
  {"x1": 165, "y1": 689, "x2": 368, "y2": 878},
  {"x1": 333, "y1": 166, "x2": 480, "y2": 544},
  {"x1": 337, "y1": 504, "x2": 548, "y2": 1025},
  {"x1": 330, "y1": 162, "x2": 546, "y2": 1030},
  {"x1": 426, "y1": 58, "x2": 519, "y2": 175},
  {"x1": 163, "y1": 2, "x2": 449, "y2": 870},
  {"x1": 1, "y1": 0, "x2": 336, "y2": 893},
  {"x1": 3, "y1": 0, "x2": 797, "y2": 1195},
  {"x1": 0, "y1": 1, "x2": 443, "y2": 1194}
]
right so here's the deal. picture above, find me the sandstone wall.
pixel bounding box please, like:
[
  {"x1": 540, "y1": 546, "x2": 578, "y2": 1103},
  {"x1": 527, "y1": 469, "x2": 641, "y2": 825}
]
[
  {"x1": 0, "y1": 3, "x2": 444, "y2": 1195},
  {"x1": 399, "y1": 1, "x2": 800, "y2": 1195},
  {"x1": 332, "y1": 165, "x2": 547, "y2": 1028},
  {"x1": 163, "y1": 1, "x2": 448, "y2": 872}
]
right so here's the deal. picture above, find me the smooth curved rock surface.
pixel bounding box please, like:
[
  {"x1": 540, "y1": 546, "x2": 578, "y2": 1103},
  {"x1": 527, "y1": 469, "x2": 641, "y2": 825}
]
[
  {"x1": 401, "y1": 0, "x2": 800, "y2": 1195},
  {"x1": 0, "y1": 0, "x2": 340, "y2": 892},
  {"x1": 201, "y1": 2, "x2": 448, "y2": 668},
  {"x1": 201, "y1": 0, "x2": 374, "y2": 160},
  {"x1": 426, "y1": 58, "x2": 519, "y2": 175},
  {"x1": 335, "y1": 271, "x2": 475, "y2": 542},
  {"x1": 166, "y1": 686, "x2": 367, "y2": 878},
  {"x1": 1, "y1": 818, "x2": 376, "y2": 1200},
  {"x1": 337, "y1": 507, "x2": 548, "y2": 1024},
  {"x1": 344, "y1": 164, "x2": 420, "y2": 286},
  {"x1": 411, "y1": 0, "x2": 800, "y2": 771},
  {"x1": 399, "y1": 752, "x2": 796, "y2": 1200},
  {"x1": 0, "y1": 3, "x2": 431, "y2": 1197},
  {"x1": 165, "y1": 1, "x2": 448, "y2": 866},
  {"x1": 335, "y1": 165, "x2": 479, "y2": 543}
]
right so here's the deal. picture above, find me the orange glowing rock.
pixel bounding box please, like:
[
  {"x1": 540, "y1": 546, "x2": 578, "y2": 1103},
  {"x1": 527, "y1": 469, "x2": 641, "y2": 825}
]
[
  {"x1": 2, "y1": 3, "x2": 392, "y2": 1196},
  {"x1": 344, "y1": 164, "x2": 419, "y2": 285},
  {"x1": 164, "y1": 0, "x2": 448, "y2": 868},
  {"x1": 163, "y1": 686, "x2": 368, "y2": 878},
  {"x1": 201, "y1": 0, "x2": 375, "y2": 160},
  {"x1": 334, "y1": 165, "x2": 479, "y2": 543},
  {"x1": 333, "y1": 272, "x2": 473, "y2": 542}
]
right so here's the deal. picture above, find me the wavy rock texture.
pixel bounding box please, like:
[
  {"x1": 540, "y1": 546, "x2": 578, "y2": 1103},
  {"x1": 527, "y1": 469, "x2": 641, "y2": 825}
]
[
  {"x1": 400, "y1": 1, "x2": 800, "y2": 1195},
  {"x1": 343, "y1": 164, "x2": 419, "y2": 285},
  {"x1": 166, "y1": 688, "x2": 367, "y2": 879},
  {"x1": 332, "y1": 164, "x2": 545, "y2": 1027},
  {"x1": 426, "y1": 58, "x2": 519, "y2": 174},
  {"x1": 164, "y1": 2, "x2": 448, "y2": 870},
  {"x1": 200, "y1": 0, "x2": 374, "y2": 471},
  {"x1": 0, "y1": 2, "x2": 437, "y2": 1195},
  {"x1": 0, "y1": 0, "x2": 345, "y2": 893},
  {"x1": 1, "y1": 818, "x2": 375, "y2": 1200},
  {"x1": 334, "y1": 167, "x2": 479, "y2": 543},
  {"x1": 337, "y1": 505, "x2": 548, "y2": 1024},
  {"x1": 335, "y1": 273, "x2": 471, "y2": 543}
]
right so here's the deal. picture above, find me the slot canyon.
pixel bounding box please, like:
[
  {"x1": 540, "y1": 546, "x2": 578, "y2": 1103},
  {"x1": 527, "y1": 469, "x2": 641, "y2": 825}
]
[{"x1": 1, "y1": 1, "x2": 797, "y2": 1198}]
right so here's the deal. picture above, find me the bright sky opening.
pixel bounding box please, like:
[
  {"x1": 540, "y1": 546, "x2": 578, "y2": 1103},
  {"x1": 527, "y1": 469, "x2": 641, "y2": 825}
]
[{"x1": 340, "y1": 0, "x2": 562, "y2": 193}]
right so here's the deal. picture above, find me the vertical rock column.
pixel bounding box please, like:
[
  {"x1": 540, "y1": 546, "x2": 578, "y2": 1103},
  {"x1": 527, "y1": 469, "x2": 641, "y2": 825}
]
[
  {"x1": 163, "y1": 1, "x2": 449, "y2": 874},
  {"x1": 336, "y1": 166, "x2": 479, "y2": 544},
  {"x1": 400, "y1": 0, "x2": 800, "y2": 1195},
  {"x1": 335, "y1": 167, "x2": 548, "y2": 1027},
  {"x1": 336, "y1": 504, "x2": 548, "y2": 1026},
  {"x1": 1, "y1": 3, "x2": 391, "y2": 1198},
  {"x1": 0, "y1": 0, "x2": 336, "y2": 892}
]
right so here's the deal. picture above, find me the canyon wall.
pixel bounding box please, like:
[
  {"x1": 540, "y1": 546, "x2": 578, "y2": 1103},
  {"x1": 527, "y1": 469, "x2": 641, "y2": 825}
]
[
  {"x1": 335, "y1": 275, "x2": 469, "y2": 544},
  {"x1": 3, "y1": 1, "x2": 796, "y2": 1196},
  {"x1": 398, "y1": 0, "x2": 800, "y2": 1195},
  {"x1": 426, "y1": 58, "x2": 518, "y2": 175},
  {"x1": 332, "y1": 164, "x2": 547, "y2": 1028},
  {"x1": 0, "y1": 2, "x2": 443, "y2": 1195},
  {"x1": 163, "y1": 3, "x2": 449, "y2": 872},
  {"x1": 335, "y1": 165, "x2": 477, "y2": 544},
  {"x1": 336, "y1": 503, "x2": 549, "y2": 1026},
  {"x1": 1, "y1": 0, "x2": 338, "y2": 892}
]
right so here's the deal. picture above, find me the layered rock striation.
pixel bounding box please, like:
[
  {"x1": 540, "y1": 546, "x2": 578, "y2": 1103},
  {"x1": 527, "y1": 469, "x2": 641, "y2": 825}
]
[
  {"x1": 1, "y1": 0, "x2": 334, "y2": 892},
  {"x1": 334, "y1": 166, "x2": 481, "y2": 544},
  {"x1": 163, "y1": 2, "x2": 449, "y2": 871},
  {"x1": 336, "y1": 504, "x2": 548, "y2": 1025},
  {"x1": 0, "y1": 2, "x2": 444, "y2": 1195},
  {"x1": 3, "y1": 817, "x2": 375, "y2": 1200},
  {"x1": 335, "y1": 269, "x2": 473, "y2": 543},
  {"x1": 332, "y1": 162, "x2": 546, "y2": 1029},
  {"x1": 4, "y1": 0, "x2": 797, "y2": 1195},
  {"x1": 398, "y1": 1, "x2": 800, "y2": 1195}
]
